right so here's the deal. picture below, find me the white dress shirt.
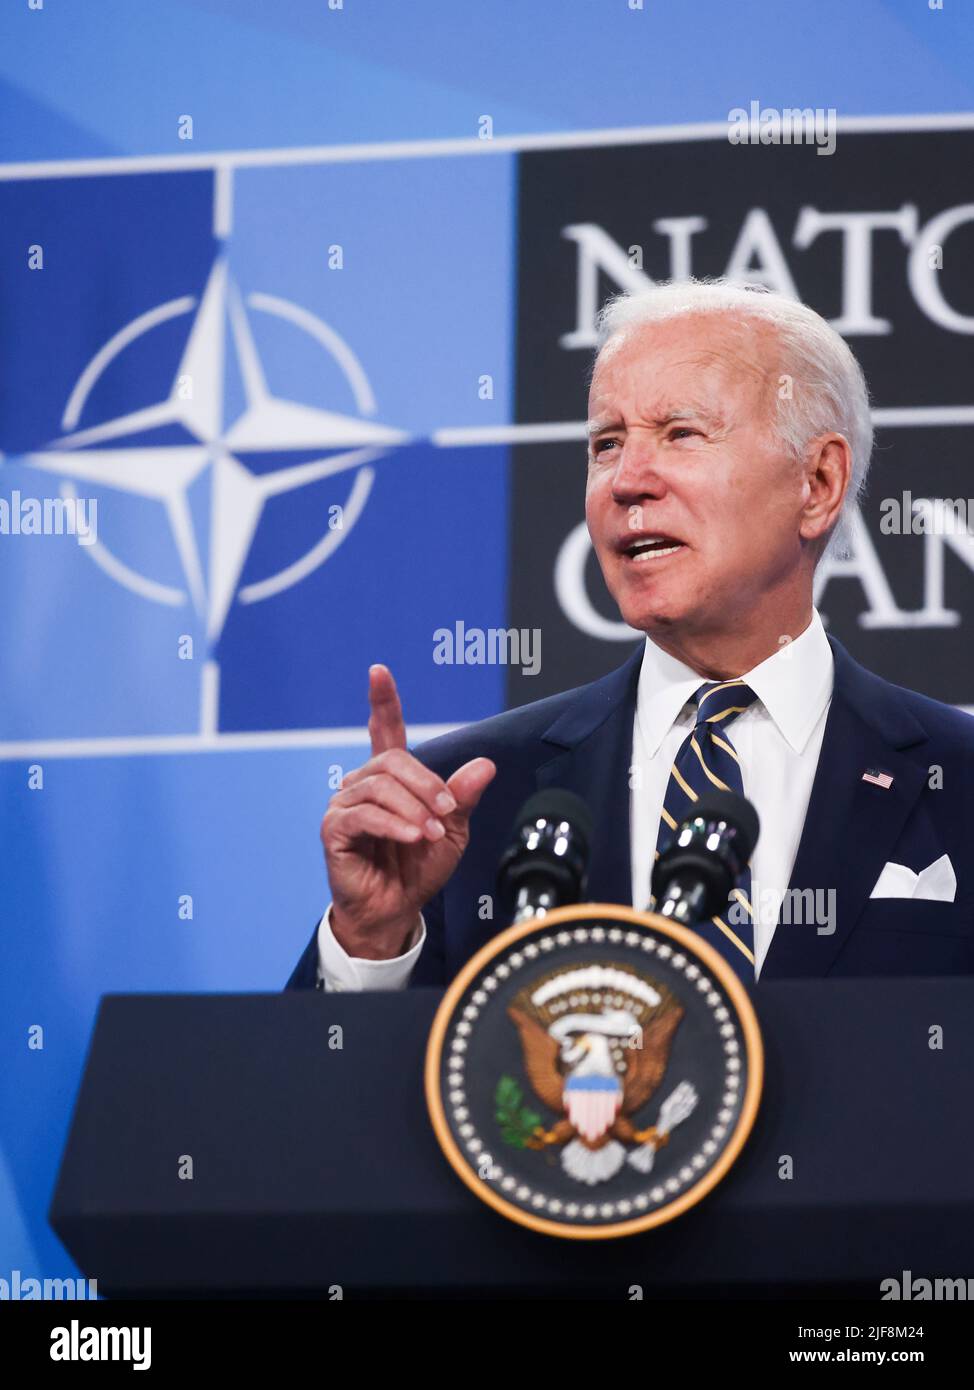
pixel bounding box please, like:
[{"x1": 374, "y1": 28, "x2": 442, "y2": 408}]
[
  {"x1": 630, "y1": 609, "x2": 834, "y2": 976},
  {"x1": 316, "y1": 906, "x2": 424, "y2": 992},
  {"x1": 316, "y1": 609, "x2": 834, "y2": 988}
]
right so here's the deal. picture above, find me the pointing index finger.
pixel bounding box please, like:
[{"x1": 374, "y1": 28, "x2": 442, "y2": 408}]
[{"x1": 368, "y1": 664, "x2": 408, "y2": 755}]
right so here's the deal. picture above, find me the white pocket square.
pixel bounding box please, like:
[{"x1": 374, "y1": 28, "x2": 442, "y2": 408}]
[{"x1": 869, "y1": 853, "x2": 957, "y2": 903}]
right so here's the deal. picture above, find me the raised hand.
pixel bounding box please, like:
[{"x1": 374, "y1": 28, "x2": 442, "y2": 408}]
[{"x1": 321, "y1": 665, "x2": 496, "y2": 960}]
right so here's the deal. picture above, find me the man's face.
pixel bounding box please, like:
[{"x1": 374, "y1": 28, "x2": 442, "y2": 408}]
[{"x1": 586, "y1": 313, "x2": 809, "y2": 637}]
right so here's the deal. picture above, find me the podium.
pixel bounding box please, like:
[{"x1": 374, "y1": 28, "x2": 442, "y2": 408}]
[{"x1": 50, "y1": 980, "x2": 974, "y2": 1297}]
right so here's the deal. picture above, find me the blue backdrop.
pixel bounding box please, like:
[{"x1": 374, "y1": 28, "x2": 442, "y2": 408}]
[{"x1": 1, "y1": 0, "x2": 971, "y2": 1283}]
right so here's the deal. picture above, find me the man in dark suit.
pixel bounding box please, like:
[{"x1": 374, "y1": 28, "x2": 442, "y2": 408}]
[{"x1": 288, "y1": 280, "x2": 973, "y2": 991}]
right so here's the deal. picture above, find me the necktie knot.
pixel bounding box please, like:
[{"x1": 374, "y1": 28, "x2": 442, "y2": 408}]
[
  {"x1": 654, "y1": 677, "x2": 759, "y2": 980},
  {"x1": 693, "y1": 679, "x2": 759, "y2": 732}
]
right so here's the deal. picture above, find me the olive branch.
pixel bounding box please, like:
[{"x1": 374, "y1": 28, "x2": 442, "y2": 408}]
[{"x1": 495, "y1": 1075, "x2": 542, "y2": 1148}]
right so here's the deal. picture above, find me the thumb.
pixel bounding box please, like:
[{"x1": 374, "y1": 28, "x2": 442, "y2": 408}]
[{"x1": 446, "y1": 757, "x2": 496, "y2": 817}]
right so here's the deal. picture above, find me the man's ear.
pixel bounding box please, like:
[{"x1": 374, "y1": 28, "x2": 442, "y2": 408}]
[{"x1": 799, "y1": 434, "x2": 851, "y2": 545}]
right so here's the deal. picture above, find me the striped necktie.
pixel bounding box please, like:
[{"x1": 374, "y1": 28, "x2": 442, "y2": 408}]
[{"x1": 651, "y1": 679, "x2": 760, "y2": 980}]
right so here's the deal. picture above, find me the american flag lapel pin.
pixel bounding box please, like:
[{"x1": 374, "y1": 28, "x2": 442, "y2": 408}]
[{"x1": 862, "y1": 768, "x2": 894, "y2": 789}]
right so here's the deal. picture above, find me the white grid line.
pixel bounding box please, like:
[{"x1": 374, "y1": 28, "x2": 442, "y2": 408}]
[
  {"x1": 0, "y1": 724, "x2": 462, "y2": 761},
  {"x1": 2, "y1": 112, "x2": 974, "y2": 181}
]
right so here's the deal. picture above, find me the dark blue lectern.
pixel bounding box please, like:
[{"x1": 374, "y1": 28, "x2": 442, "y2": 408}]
[{"x1": 50, "y1": 979, "x2": 974, "y2": 1297}]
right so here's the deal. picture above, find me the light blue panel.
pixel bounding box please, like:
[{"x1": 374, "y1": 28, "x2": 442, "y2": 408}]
[
  {"x1": 0, "y1": 167, "x2": 217, "y2": 742},
  {"x1": 0, "y1": 1148, "x2": 41, "y2": 1276},
  {"x1": 229, "y1": 156, "x2": 515, "y2": 434},
  {"x1": 0, "y1": 740, "x2": 368, "y2": 1279},
  {"x1": 0, "y1": 1, "x2": 970, "y2": 161}
]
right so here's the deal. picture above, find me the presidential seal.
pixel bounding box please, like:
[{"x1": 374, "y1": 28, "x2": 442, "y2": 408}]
[{"x1": 425, "y1": 903, "x2": 763, "y2": 1239}]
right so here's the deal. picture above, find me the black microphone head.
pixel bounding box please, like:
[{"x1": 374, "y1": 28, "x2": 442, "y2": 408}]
[
  {"x1": 514, "y1": 789, "x2": 593, "y2": 851},
  {"x1": 496, "y1": 789, "x2": 593, "y2": 915},
  {"x1": 690, "y1": 790, "x2": 760, "y2": 864},
  {"x1": 651, "y1": 790, "x2": 760, "y2": 924}
]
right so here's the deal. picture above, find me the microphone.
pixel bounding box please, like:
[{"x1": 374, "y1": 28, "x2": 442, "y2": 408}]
[
  {"x1": 650, "y1": 790, "x2": 760, "y2": 930},
  {"x1": 497, "y1": 789, "x2": 593, "y2": 924}
]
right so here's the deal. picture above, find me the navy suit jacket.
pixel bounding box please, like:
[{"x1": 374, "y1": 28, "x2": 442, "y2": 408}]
[{"x1": 287, "y1": 634, "x2": 974, "y2": 988}]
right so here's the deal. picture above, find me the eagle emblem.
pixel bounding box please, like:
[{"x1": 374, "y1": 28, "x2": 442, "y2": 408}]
[{"x1": 503, "y1": 962, "x2": 698, "y2": 1186}]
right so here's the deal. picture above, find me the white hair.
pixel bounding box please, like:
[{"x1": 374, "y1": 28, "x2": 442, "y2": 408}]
[{"x1": 593, "y1": 278, "x2": 873, "y2": 561}]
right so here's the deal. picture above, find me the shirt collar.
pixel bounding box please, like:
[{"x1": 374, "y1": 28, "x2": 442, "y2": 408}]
[{"x1": 635, "y1": 607, "x2": 834, "y2": 757}]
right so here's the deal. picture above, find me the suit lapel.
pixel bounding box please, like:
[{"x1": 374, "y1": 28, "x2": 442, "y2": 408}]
[
  {"x1": 761, "y1": 634, "x2": 930, "y2": 978},
  {"x1": 534, "y1": 645, "x2": 642, "y2": 907}
]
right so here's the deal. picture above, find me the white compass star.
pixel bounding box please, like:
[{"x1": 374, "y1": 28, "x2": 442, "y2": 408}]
[{"x1": 27, "y1": 258, "x2": 408, "y2": 637}]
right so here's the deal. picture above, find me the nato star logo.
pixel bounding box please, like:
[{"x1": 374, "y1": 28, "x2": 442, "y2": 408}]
[{"x1": 26, "y1": 257, "x2": 406, "y2": 641}]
